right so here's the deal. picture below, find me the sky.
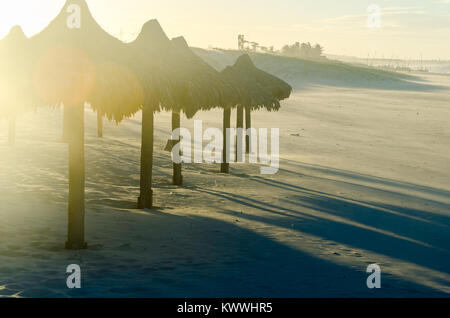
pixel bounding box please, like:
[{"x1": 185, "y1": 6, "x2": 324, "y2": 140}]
[{"x1": 0, "y1": 0, "x2": 449, "y2": 60}]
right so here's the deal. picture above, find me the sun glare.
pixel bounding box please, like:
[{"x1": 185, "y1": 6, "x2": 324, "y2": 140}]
[{"x1": 0, "y1": 1, "x2": 62, "y2": 38}]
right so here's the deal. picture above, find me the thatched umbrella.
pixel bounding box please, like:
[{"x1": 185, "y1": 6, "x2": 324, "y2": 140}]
[
  {"x1": 133, "y1": 21, "x2": 236, "y2": 189},
  {"x1": 222, "y1": 54, "x2": 292, "y2": 154},
  {"x1": 125, "y1": 21, "x2": 233, "y2": 209},
  {"x1": 123, "y1": 20, "x2": 176, "y2": 209},
  {"x1": 220, "y1": 54, "x2": 292, "y2": 170},
  {"x1": 171, "y1": 36, "x2": 239, "y2": 175},
  {"x1": 30, "y1": 0, "x2": 142, "y2": 249},
  {"x1": 0, "y1": 26, "x2": 34, "y2": 145}
]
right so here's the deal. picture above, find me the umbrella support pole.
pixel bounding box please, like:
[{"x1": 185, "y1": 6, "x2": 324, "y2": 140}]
[
  {"x1": 62, "y1": 105, "x2": 70, "y2": 143},
  {"x1": 235, "y1": 105, "x2": 244, "y2": 162},
  {"x1": 97, "y1": 111, "x2": 103, "y2": 138},
  {"x1": 8, "y1": 115, "x2": 16, "y2": 146},
  {"x1": 66, "y1": 104, "x2": 87, "y2": 250},
  {"x1": 138, "y1": 106, "x2": 154, "y2": 209},
  {"x1": 245, "y1": 106, "x2": 252, "y2": 154},
  {"x1": 221, "y1": 108, "x2": 231, "y2": 173},
  {"x1": 172, "y1": 112, "x2": 183, "y2": 186}
]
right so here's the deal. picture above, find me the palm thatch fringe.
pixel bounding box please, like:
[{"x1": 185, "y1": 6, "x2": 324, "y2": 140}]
[
  {"x1": 233, "y1": 54, "x2": 292, "y2": 103},
  {"x1": 31, "y1": 0, "x2": 143, "y2": 121},
  {"x1": 221, "y1": 54, "x2": 292, "y2": 111}
]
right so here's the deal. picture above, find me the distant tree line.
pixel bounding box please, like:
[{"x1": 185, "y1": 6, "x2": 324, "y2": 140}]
[{"x1": 281, "y1": 42, "x2": 325, "y2": 59}]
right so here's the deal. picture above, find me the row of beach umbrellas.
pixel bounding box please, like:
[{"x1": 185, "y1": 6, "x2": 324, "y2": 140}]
[{"x1": 0, "y1": 0, "x2": 292, "y2": 249}]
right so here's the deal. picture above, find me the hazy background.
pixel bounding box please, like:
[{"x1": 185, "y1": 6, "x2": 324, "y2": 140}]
[{"x1": 0, "y1": 0, "x2": 449, "y2": 60}]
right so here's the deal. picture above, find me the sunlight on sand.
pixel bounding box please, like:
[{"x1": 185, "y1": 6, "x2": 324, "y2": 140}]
[
  {"x1": 0, "y1": 73, "x2": 449, "y2": 297},
  {"x1": 213, "y1": 213, "x2": 450, "y2": 294},
  {"x1": 0, "y1": 286, "x2": 22, "y2": 298}
]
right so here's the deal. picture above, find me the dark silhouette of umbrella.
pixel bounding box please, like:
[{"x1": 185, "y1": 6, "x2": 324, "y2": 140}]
[
  {"x1": 30, "y1": 0, "x2": 142, "y2": 249},
  {"x1": 171, "y1": 36, "x2": 240, "y2": 176},
  {"x1": 0, "y1": 26, "x2": 34, "y2": 145},
  {"x1": 134, "y1": 21, "x2": 238, "y2": 195},
  {"x1": 133, "y1": 21, "x2": 189, "y2": 189},
  {"x1": 221, "y1": 54, "x2": 292, "y2": 156},
  {"x1": 124, "y1": 20, "x2": 177, "y2": 209},
  {"x1": 171, "y1": 36, "x2": 238, "y2": 113},
  {"x1": 118, "y1": 19, "x2": 217, "y2": 209}
]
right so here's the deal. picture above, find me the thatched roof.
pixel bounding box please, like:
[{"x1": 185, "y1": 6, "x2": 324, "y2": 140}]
[
  {"x1": 221, "y1": 54, "x2": 292, "y2": 111},
  {"x1": 29, "y1": 0, "x2": 142, "y2": 122},
  {"x1": 126, "y1": 20, "x2": 177, "y2": 114},
  {"x1": 129, "y1": 20, "x2": 239, "y2": 119},
  {"x1": 131, "y1": 20, "x2": 202, "y2": 118},
  {"x1": 0, "y1": 26, "x2": 35, "y2": 119},
  {"x1": 171, "y1": 36, "x2": 240, "y2": 112},
  {"x1": 234, "y1": 54, "x2": 292, "y2": 100}
]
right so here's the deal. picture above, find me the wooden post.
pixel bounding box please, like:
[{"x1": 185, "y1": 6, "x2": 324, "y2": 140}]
[
  {"x1": 221, "y1": 108, "x2": 231, "y2": 173},
  {"x1": 245, "y1": 106, "x2": 252, "y2": 154},
  {"x1": 236, "y1": 105, "x2": 244, "y2": 162},
  {"x1": 172, "y1": 111, "x2": 183, "y2": 186},
  {"x1": 138, "y1": 106, "x2": 154, "y2": 209},
  {"x1": 8, "y1": 115, "x2": 16, "y2": 146},
  {"x1": 62, "y1": 105, "x2": 70, "y2": 143},
  {"x1": 66, "y1": 103, "x2": 87, "y2": 250},
  {"x1": 97, "y1": 111, "x2": 103, "y2": 138}
]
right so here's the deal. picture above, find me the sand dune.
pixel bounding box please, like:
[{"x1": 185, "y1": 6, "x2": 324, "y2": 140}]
[{"x1": 192, "y1": 49, "x2": 443, "y2": 92}]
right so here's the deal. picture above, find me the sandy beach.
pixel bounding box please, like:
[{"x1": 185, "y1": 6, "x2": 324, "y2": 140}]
[{"x1": 0, "y1": 68, "x2": 449, "y2": 297}]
